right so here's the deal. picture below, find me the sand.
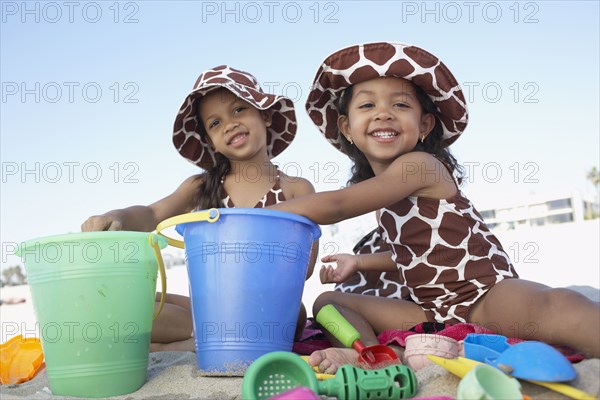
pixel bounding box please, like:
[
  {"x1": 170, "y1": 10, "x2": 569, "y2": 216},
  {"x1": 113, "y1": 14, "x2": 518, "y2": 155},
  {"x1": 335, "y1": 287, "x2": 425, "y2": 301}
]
[
  {"x1": 1, "y1": 351, "x2": 598, "y2": 399},
  {"x1": 2, "y1": 281, "x2": 599, "y2": 399}
]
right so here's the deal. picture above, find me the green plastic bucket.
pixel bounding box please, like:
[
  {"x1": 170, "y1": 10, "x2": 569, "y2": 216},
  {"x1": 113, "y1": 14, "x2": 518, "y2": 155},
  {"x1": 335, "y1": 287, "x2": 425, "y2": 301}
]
[{"x1": 16, "y1": 231, "x2": 167, "y2": 398}]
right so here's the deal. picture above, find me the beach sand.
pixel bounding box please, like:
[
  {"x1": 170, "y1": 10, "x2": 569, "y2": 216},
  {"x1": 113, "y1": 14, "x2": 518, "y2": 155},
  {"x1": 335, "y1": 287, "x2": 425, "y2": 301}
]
[
  {"x1": 1, "y1": 275, "x2": 599, "y2": 399},
  {"x1": 1, "y1": 351, "x2": 598, "y2": 399}
]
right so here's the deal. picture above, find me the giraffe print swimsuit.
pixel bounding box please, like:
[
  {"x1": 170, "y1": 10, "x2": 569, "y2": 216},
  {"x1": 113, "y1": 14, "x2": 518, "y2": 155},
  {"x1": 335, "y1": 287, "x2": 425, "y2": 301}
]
[
  {"x1": 379, "y1": 175, "x2": 519, "y2": 324},
  {"x1": 221, "y1": 170, "x2": 286, "y2": 208},
  {"x1": 335, "y1": 227, "x2": 411, "y2": 300}
]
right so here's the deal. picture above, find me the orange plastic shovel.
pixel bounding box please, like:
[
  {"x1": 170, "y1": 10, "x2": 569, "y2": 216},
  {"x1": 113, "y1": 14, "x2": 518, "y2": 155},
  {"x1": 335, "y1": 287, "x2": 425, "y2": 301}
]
[{"x1": 0, "y1": 335, "x2": 44, "y2": 384}]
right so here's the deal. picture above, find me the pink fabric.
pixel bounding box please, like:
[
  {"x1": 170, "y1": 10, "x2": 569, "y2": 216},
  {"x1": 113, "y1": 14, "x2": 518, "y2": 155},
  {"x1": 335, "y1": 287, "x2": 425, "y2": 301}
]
[
  {"x1": 298, "y1": 327, "x2": 322, "y2": 342},
  {"x1": 292, "y1": 339, "x2": 331, "y2": 356},
  {"x1": 292, "y1": 321, "x2": 585, "y2": 362},
  {"x1": 292, "y1": 322, "x2": 332, "y2": 355},
  {"x1": 378, "y1": 323, "x2": 506, "y2": 347}
]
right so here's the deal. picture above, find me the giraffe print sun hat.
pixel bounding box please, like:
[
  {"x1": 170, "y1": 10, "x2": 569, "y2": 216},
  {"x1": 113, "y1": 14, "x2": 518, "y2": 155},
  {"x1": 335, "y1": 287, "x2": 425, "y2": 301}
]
[
  {"x1": 173, "y1": 65, "x2": 297, "y2": 169},
  {"x1": 305, "y1": 42, "x2": 468, "y2": 153}
]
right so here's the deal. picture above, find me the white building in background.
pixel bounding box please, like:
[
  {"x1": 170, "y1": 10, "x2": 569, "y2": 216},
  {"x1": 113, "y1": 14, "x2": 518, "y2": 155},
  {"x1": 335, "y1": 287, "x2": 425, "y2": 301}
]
[{"x1": 478, "y1": 191, "x2": 599, "y2": 231}]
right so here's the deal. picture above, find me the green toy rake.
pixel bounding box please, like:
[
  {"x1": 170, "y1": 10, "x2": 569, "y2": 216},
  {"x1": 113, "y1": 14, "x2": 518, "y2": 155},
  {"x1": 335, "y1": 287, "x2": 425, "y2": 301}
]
[{"x1": 241, "y1": 351, "x2": 417, "y2": 400}]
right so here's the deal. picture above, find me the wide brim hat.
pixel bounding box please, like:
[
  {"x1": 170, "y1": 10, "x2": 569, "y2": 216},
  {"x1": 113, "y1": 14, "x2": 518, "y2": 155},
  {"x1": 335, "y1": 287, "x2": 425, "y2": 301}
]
[
  {"x1": 305, "y1": 42, "x2": 468, "y2": 153},
  {"x1": 173, "y1": 65, "x2": 297, "y2": 169}
]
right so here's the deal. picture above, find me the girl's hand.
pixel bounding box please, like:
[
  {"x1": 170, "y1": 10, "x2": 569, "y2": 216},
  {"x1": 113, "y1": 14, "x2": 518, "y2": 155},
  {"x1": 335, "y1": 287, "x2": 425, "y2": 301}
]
[
  {"x1": 81, "y1": 215, "x2": 123, "y2": 232},
  {"x1": 319, "y1": 253, "x2": 359, "y2": 284}
]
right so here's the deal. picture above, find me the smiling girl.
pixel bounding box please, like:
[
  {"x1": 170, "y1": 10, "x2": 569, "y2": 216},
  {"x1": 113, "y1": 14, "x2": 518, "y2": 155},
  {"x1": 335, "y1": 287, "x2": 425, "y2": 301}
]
[
  {"x1": 270, "y1": 42, "x2": 600, "y2": 373},
  {"x1": 82, "y1": 65, "x2": 316, "y2": 351}
]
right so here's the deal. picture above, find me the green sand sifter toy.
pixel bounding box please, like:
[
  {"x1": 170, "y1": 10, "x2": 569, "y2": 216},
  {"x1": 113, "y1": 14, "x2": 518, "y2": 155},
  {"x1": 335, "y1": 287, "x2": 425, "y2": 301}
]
[{"x1": 241, "y1": 351, "x2": 417, "y2": 400}]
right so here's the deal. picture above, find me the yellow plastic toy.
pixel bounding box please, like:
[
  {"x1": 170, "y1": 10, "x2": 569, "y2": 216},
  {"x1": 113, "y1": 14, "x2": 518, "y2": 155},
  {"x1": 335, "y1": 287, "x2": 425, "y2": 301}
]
[
  {"x1": 427, "y1": 355, "x2": 596, "y2": 400},
  {"x1": 0, "y1": 335, "x2": 44, "y2": 384}
]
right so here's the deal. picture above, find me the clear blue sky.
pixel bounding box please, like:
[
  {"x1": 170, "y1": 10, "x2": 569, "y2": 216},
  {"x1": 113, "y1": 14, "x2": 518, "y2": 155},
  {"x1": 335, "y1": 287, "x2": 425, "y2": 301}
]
[{"x1": 1, "y1": 1, "x2": 599, "y2": 269}]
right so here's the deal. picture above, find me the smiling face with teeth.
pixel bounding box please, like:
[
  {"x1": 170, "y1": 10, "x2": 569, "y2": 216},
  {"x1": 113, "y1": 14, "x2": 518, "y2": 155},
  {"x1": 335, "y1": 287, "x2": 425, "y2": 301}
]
[
  {"x1": 338, "y1": 77, "x2": 435, "y2": 173},
  {"x1": 198, "y1": 88, "x2": 272, "y2": 164}
]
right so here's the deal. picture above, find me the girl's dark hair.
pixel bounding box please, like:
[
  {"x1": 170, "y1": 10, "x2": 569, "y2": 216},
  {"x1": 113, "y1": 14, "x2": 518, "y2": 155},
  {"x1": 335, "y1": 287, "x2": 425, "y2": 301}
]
[
  {"x1": 336, "y1": 83, "x2": 464, "y2": 186},
  {"x1": 194, "y1": 152, "x2": 231, "y2": 210}
]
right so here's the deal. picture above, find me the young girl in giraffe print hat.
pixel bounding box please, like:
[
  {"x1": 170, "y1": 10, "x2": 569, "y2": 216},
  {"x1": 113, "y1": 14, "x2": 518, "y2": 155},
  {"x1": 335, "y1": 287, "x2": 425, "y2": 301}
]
[
  {"x1": 270, "y1": 42, "x2": 600, "y2": 373},
  {"x1": 82, "y1": 65, "x2": 317, "y2": 351}
]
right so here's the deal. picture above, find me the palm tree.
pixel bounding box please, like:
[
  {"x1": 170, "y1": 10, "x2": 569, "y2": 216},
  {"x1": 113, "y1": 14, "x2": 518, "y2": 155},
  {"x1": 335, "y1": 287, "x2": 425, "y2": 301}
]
[
  {"x1": 1, "y1": 265, "x2": 27, "y2": 286},
  {"x1": 584, "y1": 166, "x2": 599, "y2": 219},
  {"x1": 587, "y1": 166, "x2": 599, "y2": 189}
]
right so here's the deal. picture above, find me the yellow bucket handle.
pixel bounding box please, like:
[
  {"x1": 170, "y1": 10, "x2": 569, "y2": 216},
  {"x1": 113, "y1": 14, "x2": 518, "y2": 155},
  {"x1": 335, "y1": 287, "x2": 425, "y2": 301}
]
[
  {"x1": 149, "y1": 234, "x2": 167, "y2": 321},
  {"x1": 155, "y1": 209, "x2": 220, "y2": 249}
]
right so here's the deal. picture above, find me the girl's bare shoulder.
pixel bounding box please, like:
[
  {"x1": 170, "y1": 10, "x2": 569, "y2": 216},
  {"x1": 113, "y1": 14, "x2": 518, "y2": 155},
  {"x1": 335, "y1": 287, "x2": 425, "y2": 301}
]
[
  {"x1": 392, "y1": 151, "x2": 439, "y2": 167},
  {"x1": 278, "y1": 172, "x2": 315, "y2": 199},
  {"x1": 147, "y1": 174, "x2": 204, "y2": 223},
  {"x1": 164, "y1": 174, "x2": 202, "y2": 201},
  {"x1": 180, "y1": 174, "x2": 204, "y2": 189},
  {"x1": 389, "y1": 152, "x2": 456, "y2": 198}
]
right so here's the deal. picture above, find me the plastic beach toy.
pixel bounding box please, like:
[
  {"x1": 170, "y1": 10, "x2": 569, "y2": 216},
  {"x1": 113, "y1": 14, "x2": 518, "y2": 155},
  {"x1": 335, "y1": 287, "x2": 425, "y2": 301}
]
[
  {"x1": 428, "y1": 355, "x2": 596, "y2": 400},
  {"x1": 463, "y1": 333, "x2": 576, "y2": 382},
  {"x1": 316, "y1": 304, "x2": 400, "y2": 368},
  {"x1": 241, "y1": 351, "x2": 417, "y2": 400},
  {"x1": 404, "y1": 334, "x2": 460, "y2": 371},
  {"x1": 270, "y1": 387, "x2": 319, "y2": 399},
  {"x1": 0, "y1": 335, "x2": 44, "y2": 384},
  {"x1": 16, "y1": 232, "x2": 167, "y2": 397},
  {"x1": 457, "y1": 364, "x2": 522, "y2": 399},
  {"x1": 463, "y1": 334, "x2": 509, "y2": 361},
  {"x1": 157, "y1": 208, "x2": 321, "y2": 374}
]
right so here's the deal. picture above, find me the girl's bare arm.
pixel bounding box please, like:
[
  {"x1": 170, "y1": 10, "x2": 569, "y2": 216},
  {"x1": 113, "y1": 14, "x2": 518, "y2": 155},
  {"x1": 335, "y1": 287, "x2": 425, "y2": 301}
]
[
  {"x1": 281, "y1": 174, "x2": 319, "y2": 280},
  {"x1": 82, "y1": 175, "x2": 201, "y2": 232},
  {"x1": 270, "y1": 152, "x2": 451, "y2": 224}
]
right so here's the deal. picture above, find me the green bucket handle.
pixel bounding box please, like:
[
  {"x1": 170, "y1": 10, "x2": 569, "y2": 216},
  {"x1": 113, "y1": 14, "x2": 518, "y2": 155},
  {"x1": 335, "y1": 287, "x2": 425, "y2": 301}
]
[
  {"x1": 155, "y1": 209, "x2": 220, "y2": 249},
  {"x1": 149, "y1": 234, "x2": 167, "y2": 321}
]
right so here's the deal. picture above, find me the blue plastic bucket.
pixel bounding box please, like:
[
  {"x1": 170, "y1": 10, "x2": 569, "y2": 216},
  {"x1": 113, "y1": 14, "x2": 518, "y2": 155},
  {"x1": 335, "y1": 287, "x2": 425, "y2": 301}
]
[{"x1": 157, "y1": 208, "x2": 321, "y2": 374}]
